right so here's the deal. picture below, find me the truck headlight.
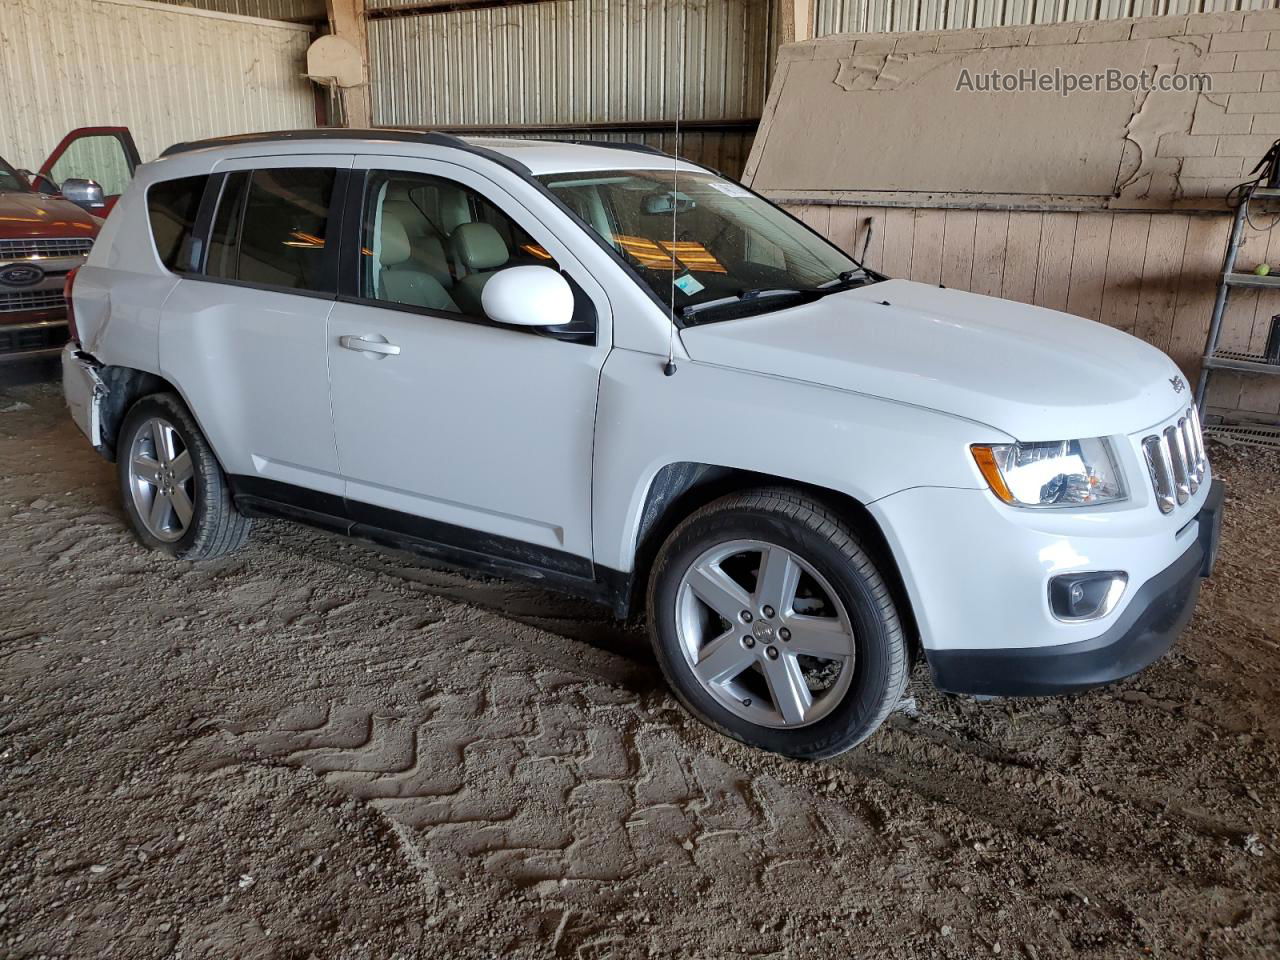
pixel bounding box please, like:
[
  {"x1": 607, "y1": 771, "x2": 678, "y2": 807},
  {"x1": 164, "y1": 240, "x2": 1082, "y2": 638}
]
[{"x1": 971, "y1": 438, "x2": 1126, "y2": 507}]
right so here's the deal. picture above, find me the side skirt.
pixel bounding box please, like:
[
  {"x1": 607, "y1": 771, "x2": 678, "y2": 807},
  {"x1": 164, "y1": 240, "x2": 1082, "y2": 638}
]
[{"x1": 228, "y1": 476, "x2": 634, "y2": 618}]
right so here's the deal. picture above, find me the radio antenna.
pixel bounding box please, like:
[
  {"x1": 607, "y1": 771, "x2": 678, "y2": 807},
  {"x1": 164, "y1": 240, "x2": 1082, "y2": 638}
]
[{"x1": 664, "y1": 0, "x2": 686, "y2": 378}]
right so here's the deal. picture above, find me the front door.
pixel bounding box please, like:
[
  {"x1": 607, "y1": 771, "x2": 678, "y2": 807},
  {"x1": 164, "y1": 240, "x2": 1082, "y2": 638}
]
[
  {"x1": 39, "y1": 127, "x2": 141, "y2": 213},
  {"x1": 325, "y1": 156, "x2": 611, "y2": 575}
]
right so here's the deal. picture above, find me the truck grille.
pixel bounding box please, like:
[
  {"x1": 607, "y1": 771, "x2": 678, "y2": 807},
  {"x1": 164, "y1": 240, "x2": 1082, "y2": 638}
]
[
  {"x1": 1141, "y1": 406, "x2": 1207, "y2": 514},
  {"x1": 0, "y1": 290, "x2": 65, "y2": 314},
  {"x1": 0, "y1": 237, "x2": 93, "y2": 261}
]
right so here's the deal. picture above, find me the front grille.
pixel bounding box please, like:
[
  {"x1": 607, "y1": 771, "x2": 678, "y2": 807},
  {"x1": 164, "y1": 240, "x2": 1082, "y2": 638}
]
[
  {"x1": 0, "y1": 290, "x2": 65, "y2": 314},
  {"x1": 0, "y1": 237, "x2": 92, "y2": 261},
  {"x1": 1142, "y1": 406, "x2": 1207, "y2": 514}
]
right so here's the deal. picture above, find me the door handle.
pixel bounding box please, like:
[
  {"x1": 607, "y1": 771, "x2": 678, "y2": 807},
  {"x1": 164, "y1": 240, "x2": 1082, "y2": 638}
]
[{"x1": 339, "y1": 335, "x2": 401, "y2": 356}]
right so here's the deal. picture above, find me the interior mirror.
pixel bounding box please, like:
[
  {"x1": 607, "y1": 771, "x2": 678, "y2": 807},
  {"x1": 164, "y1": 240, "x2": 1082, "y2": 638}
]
[
  {"x1": 481, "y1": 265, "x2": 574, "y2": 328},
  {"x1": 60, "y1": 178, "x2": 106, "y2": 211},
  {"x1": 644, "y1": 191, "x2": 696, "y2": 215}
]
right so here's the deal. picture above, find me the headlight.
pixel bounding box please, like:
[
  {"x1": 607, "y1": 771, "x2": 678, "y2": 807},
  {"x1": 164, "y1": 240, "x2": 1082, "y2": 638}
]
[{"x1": 971, "y1": 438, "x2": 1126, "y2": 507}]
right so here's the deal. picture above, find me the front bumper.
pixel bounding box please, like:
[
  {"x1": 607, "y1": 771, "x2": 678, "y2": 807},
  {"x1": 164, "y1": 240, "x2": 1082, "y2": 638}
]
[
  {"x1": 927, "y1": 479, "x2": 1224, "y2": 696},
  {"x1": 0, "y1": 318, "x2": 69, "y2": 363}
]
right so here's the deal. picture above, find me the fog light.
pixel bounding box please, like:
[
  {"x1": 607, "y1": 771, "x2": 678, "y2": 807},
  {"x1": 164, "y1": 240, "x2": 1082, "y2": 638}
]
[{"x1": 1049, "y1": 572, "x2": 1127, "y2": 622}]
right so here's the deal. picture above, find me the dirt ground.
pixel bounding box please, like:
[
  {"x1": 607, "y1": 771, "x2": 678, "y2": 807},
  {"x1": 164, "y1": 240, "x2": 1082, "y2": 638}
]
[{"x1": 1, "y1": 376, "x2": 1277, "y2": 960}]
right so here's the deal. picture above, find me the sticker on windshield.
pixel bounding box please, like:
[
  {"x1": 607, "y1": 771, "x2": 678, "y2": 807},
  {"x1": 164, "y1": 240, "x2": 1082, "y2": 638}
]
[
  {"x1": 673, "y1": 273, "x2": 705, "y2": 296},
  {"x1": 709, "y1": 181, "x2": 752, "y2": 198}
]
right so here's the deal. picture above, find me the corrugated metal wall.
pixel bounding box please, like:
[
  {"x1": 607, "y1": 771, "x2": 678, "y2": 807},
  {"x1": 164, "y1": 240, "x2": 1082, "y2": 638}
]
[
  {"x1": 814, "y1": 0, "x2": 1274, "y2": 37},
  {"x1": 1, "y1": 0, "x2": 317, "y2": 171},
  {"x1": 150, "y1": 0, "x2": 324, "y2": 20},
  {"x1": 367, "y1": 0, "x2": 774, "y2": 175},
  {"x1": 370, "y1": 0, "x2": 772, "y2": 125}
]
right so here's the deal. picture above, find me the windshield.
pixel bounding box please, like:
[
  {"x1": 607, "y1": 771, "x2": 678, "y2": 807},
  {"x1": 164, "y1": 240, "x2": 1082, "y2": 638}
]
[
  {"x1": 535, "y1": 169, "x2": 873, "y2": 324},
  {"x1": 0, "y1": 157, "x2": 32, "y2": 194}
]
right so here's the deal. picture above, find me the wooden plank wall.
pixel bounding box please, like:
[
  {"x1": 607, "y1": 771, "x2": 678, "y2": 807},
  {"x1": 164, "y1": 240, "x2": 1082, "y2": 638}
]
[{"x1": 787, "y1": 204, "x2": 1280, "y2": 419}]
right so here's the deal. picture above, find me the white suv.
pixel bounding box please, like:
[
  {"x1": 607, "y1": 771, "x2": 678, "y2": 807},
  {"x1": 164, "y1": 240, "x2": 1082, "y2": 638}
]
[{"x1": 62, "y1": 130, "x2": 1223, "y2": 758}]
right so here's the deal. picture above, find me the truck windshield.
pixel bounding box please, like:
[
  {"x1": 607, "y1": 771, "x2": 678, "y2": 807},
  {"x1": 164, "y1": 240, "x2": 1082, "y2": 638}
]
[
  {"x1": 535, "y1": 169, "x2": 875, "y2": 325},
  {"x1": 0, "y1": 157, "x2": 31, "y2": 194}
]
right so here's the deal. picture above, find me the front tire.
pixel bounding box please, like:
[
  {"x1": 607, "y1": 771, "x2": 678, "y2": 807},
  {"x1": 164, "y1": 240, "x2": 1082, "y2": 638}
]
[
  {"x1": 117, "y1": 393, "x2": 251, "y2": 560},
  {"x1": 647, "y1": 488, "x2": 907, "y2": 759}
]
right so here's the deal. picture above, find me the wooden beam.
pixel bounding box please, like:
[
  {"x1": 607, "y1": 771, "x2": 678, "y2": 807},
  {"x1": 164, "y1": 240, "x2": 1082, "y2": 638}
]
[
  {"x1": 326, "y1": 0, "x2": 372, "y2": 127},
  {"x1": 779, "y1": 0, "x2": 813, "y2": 44}
]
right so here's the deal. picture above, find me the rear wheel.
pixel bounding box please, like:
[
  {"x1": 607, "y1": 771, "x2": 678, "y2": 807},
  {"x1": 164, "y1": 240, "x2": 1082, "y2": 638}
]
[
  {"x1": 647, "y1": 488, "x2": 907, "y2": 759},
  {"x1": 117, "y1": 393, "x2": 250, "y2": 559}
]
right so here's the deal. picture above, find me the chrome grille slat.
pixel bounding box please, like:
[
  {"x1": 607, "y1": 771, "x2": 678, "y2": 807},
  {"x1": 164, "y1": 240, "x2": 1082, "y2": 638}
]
[
  {"x1": 1142, "y1": 407, "x2": 1207, "y2": 514},
  {"x1": 1188, "y1": 405, "x2": 1206, "y2": 482},
  {"x1": 1165, "y1": 423, "x2": 1190, "y2": 504},
  {"x1": 0, "y1": 237, "x2": 92, "y2": 260},
  {"x1": 1180, "y1": 419, "x2": 1200, "y2": 493},
  {"x1": 1142, "y1": 435, "x2": 1176, "y2": 513},
  {"x1": 0, "y1": 290, "x2": 65, "y2": 313}
]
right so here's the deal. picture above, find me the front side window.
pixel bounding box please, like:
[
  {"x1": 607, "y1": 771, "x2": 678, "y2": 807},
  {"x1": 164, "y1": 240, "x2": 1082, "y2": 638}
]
[
  {"x1": 536, "y1": 170, "x2": 874, "y2": 324},
  {"x1": 359, "y1": 169, "x2": 578, "y2": 326},
  {"x1": 205, "y1": 168, "x2": 337, "y2": 293},
  {"x1": 147, "y1": 175, "x2": 209, "y2": 271}
]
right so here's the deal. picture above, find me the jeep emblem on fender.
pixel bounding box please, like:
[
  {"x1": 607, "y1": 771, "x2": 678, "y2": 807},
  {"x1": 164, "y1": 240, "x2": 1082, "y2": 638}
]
[
  {"x1": 1169, "y1": 376, "x2": 1186, "y2": 393},
  {"x1": 0, "y1": 264, "x2": 45, "y2": 287}
]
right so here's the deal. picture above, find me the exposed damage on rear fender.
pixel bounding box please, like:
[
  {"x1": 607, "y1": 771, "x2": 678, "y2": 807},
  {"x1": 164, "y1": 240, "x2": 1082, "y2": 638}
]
[
  {"x1": 61, "y1": 345, "x2": 171, "y2": 462},
  {"x1": 61, "y1": 344, "x2": 110, "y2": 458}
]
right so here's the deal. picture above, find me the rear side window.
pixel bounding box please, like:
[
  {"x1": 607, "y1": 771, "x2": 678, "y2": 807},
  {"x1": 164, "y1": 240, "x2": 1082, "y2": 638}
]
[
  {"x1": 205, "y1": 168, "x2": 337, "y2": 293},
  {"x1": 147, "y1": 175, "x2": 209, "y2": 272}
]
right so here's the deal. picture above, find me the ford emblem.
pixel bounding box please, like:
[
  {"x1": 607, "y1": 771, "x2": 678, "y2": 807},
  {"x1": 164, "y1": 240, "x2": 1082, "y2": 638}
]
[{"x1": 0, "y1": 263, "x2": 45, "y2": 287}]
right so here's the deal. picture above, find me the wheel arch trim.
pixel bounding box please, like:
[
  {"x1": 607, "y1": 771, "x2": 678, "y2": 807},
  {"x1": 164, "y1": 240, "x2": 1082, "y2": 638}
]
[{"x1": 614, "y1": 462, "x2": 920, "y2": 652}]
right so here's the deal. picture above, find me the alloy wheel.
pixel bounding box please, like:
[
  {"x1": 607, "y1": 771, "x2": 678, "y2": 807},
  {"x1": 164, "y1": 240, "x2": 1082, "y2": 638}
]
[
  {"x1": 674, "y1": 539, "x2": 857, "y2": 729},
  {"x1": 128, "y1": 417, "x2": 196, "y2": 543}
]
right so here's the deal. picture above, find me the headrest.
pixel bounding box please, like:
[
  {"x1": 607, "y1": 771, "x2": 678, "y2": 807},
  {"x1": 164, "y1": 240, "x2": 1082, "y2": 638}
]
[
  {"x1": 379, "y1": 211, "x2": 410, "y2": 266},
  {"x1": 437, "y1": 186, "x2": 471, "y2": 234},
  {"x1": 383, "y1": 198, "x2": 424, "y2": 236},
  {"x1": 452, "y1": 222, "x2": 508, "y2": 271}
]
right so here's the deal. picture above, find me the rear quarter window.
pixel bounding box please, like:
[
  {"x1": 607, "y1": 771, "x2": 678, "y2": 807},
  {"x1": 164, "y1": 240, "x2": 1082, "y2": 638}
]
[{"x1": 147, "y1": 175, "x2": 210, "y2": 272}]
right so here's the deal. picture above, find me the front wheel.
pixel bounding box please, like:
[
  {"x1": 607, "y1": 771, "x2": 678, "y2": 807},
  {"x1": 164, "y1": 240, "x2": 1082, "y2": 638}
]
[{"x1": 647, "y1": 489, "x2": 907, "y2": 759}]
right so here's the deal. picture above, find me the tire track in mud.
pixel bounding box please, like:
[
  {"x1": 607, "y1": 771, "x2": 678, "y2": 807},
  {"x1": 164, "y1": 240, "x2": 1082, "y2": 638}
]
[{"x1": 6, "y1": 383, "x2": 1280, "y2": 959}]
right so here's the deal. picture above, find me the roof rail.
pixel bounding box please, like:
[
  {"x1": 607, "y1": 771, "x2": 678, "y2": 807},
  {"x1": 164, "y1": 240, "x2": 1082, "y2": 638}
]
[
  {"x1": 158, "y1": 127, "x2": 546, "y2": 177},
  {"x1": 159, "y1": 128, "x2": 469, "y2": 159}
]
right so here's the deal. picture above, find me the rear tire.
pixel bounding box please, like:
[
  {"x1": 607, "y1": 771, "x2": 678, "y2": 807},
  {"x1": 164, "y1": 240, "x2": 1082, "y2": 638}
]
[
  {"x1": 116, "y1": 393, "x2": 251, "y2": 560},
  {"x1": 647, "y1": 488, "x2": 907, "y2": 759}
]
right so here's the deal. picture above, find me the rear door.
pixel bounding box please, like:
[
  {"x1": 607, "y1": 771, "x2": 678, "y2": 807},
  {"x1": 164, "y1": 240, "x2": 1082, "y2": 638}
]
[
  {"x1": 158, "y1": 155, "x2": 353, "y2": 504},
  {"x1": 39, "y1": 127, "x2": 141, "y2": 213}
]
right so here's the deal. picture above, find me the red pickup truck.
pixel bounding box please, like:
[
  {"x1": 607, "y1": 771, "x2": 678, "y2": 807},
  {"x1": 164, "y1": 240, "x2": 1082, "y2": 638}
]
[{"x1": 1, "y1": 128, "x2": 139, "y2": 363}]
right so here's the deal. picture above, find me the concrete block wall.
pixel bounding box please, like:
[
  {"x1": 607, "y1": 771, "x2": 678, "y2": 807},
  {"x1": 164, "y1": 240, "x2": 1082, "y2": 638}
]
[{"x1": 754, "y1": 10, "x2": 1280, "y2": 418}]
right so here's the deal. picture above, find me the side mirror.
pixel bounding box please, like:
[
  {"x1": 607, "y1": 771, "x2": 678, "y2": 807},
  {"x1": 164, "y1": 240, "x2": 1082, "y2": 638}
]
[
  {"x1": 60, "y1": 178, "x2": 106, "y2": 211},
  {"x1": 481, "y1": 265, "x2": 574, "y2": 328}
]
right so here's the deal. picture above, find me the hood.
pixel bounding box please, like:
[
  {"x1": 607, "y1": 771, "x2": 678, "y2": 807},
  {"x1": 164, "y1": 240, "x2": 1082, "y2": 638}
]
[
  {"x1": 0, "y1": 191, "x2": 100, "y2": 241},
  {"x1": 679, "y1": 279, "x2": 1189, "y2": 440}
]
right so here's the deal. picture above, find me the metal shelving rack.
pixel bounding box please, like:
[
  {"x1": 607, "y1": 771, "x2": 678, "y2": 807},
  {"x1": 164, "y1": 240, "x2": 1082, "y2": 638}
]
[{"x1": 1195, "y1": 185, "x2": 1280, "y2": 448}]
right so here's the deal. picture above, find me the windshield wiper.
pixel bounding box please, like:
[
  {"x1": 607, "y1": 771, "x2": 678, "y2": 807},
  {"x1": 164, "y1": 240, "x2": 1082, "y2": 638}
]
[
  {"x1": 817, "y1": 268, "x2": 876, "y2": 292},
  {"x1": 680, "y1": 288, "x2": 813, "y2": 320}
]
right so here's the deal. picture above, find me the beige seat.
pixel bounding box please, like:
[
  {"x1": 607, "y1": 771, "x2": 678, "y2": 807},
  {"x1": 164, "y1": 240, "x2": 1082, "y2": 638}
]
[
  {"x1": 383, "y1": 191, "x2": 452, "y2": 288},
  {"x1": 450, "y1": 222, "x2": 510, "y2": 316},
  {"x1": 376, "y1": 211, "x2": 458, "y2": 312}
]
